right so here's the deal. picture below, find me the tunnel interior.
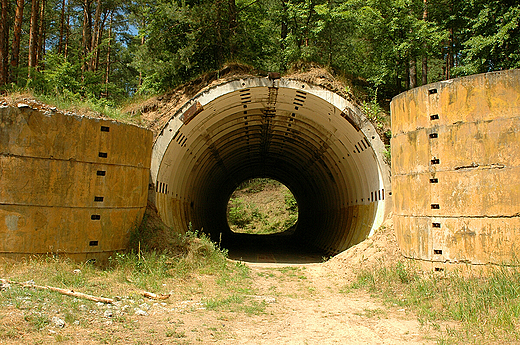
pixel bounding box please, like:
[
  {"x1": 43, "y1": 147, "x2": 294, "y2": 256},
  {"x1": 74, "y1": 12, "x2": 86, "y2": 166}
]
[{"x1": 151, "y1": 77, "x2": 390, "y2": 261}]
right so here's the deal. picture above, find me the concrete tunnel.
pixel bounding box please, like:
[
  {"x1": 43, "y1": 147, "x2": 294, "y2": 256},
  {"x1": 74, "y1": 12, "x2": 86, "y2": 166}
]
[{"x1": 151, "y1": 77, "x2": 391, "y2": 256}]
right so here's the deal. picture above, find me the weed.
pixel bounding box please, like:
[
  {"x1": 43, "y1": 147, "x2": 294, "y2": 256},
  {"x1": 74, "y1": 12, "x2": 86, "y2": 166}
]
[
  {"x1": 356, "y1": 308, "x2": 387, "y2": 319},
  {"x1": 361, "y1": 99, "x2": 387, "y2": 130},
  {"x1": 0, "y1": 325, "x2": 19, "y2": 339},
  {"x1": 204, "y1": 294, "x2": 266, "y2": 315},
  {"x1": 53, "y1": 333, "x2": 69, "y2": 342},
  {"x1": 351, "y1": 261, "x2": 520, "y2": 343},
  {"x1": 166, "y1": 329, "x2": 186, "y2": 338},
  {"x1": 24, "y1": 312, "x2": 50, "y2": 331}
]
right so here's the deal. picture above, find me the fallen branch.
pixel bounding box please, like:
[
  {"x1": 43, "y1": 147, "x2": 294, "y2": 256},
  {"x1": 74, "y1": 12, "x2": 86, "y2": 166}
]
[
  {"x1": 2, "y1": 279, "x2": 114, "y2": 304},
  {"x1": 141, "y1": 291, "x2": 171, "y2": 300},
  {"x1": 2, "y1": 278, "x2": 170, "y2": 303}
]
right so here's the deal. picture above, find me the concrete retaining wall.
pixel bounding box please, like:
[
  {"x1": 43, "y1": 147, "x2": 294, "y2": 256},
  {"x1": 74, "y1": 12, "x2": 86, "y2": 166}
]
[
  {"x1": 391, "y1": 69, "x2": 520, "y2": 265},
  {"x1": 0, "y1": 105, "x2": 153, "y2": 262}
]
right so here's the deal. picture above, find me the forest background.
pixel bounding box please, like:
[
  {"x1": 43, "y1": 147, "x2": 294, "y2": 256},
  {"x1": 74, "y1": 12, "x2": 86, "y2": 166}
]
[{"x1": 0, "y1": 0, "x2": 519, "y2": 107}]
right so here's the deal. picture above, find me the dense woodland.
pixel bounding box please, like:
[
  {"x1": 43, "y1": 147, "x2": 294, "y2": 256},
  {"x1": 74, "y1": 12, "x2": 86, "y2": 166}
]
[{"x1": 0, "y1": 0, "x2": 518, "y2": 103}]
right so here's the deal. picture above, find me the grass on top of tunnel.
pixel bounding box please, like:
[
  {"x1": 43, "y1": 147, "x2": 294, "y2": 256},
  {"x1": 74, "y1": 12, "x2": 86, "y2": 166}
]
[{"x1": 347, "y1": 260, "x2": 520, "y2": 344}]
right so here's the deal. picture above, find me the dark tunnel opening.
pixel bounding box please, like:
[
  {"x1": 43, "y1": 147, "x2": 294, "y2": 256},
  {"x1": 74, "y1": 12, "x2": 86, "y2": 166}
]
[{"x1": 151, "y1": 77, "x2": 391, "y2": 263}]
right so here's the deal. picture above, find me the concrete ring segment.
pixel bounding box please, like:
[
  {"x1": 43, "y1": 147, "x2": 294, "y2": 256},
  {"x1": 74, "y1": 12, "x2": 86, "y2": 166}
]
[
  {"x1": 0, "y1": 105, "x2": 153, "y2": 263},
  {"x1": 152, "y1": 77, "x2": 391, "y2": 254},
  {"x1": 391, "y1": 69, "x2": 520, "y2": 265}
]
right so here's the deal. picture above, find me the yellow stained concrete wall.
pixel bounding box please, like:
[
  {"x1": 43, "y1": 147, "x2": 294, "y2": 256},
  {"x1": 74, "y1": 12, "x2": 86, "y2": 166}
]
[
  {"x1": 0, "y1": 105, "x2": 153, "y2": 263},
  {"x1": 391, "y1": 69, "x2": 520, "y2": 265}
]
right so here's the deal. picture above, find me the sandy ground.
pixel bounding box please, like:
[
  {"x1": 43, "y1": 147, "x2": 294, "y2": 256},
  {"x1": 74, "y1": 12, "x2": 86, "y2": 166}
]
[{"x1": 1, "y1": 218, "x2": 438, "y2": 345}]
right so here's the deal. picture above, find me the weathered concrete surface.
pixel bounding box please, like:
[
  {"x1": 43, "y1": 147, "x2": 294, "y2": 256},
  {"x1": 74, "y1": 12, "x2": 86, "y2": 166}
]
[
  {"x1": 0, "y1": 105, "x2": 153, "y2": 262},
  {"x1": 391, "y1": 69, "x2": 520, "y2": 265},
  {"x1": 151, "y1": 77, "x2": 391, "y2": 254}
]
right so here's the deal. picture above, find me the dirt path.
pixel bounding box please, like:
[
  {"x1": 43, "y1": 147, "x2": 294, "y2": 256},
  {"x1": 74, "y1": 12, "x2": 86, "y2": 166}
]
[
  {"x1": 0, "y1": 262, "x2": 436, "y2": 345},
  {"x1": 118, "y1": 262, "x2": 437, "y2": 344},
  {"x1": 224, "y1": 262, "x2": 435, "y2": 345}
]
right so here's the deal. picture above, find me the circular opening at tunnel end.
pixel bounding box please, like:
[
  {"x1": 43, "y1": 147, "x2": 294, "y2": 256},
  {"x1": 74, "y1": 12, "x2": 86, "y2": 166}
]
[{"x1": 226, "y1": 178, "x2": 298, "y2": 235}]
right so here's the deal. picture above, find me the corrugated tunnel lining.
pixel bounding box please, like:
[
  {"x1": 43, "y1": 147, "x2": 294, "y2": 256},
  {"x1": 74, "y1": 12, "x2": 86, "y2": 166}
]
[{"x1": 152, "y1": 78, "x2": 389, "y2": 255}]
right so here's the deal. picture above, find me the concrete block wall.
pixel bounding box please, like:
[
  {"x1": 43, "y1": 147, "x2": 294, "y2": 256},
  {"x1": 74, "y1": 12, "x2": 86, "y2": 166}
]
[
  {"x1": 0, "y1": 105, "x2": 153, "y2": 263},
  {"x1": 391, "y1": 69, "x2": 520, "y2": 265}
]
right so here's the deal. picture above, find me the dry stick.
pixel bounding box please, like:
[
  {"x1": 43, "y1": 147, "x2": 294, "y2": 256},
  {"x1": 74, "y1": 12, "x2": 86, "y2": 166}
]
[
  {"x1": 8, "y1": 280, "x2": 115, "y2": 304},
  {"x1": 2, "y1": 278, "x2": 170, "y2": 302},
  {"x1": 141, "y1": 291, "x2": 171, "y2": 300}
]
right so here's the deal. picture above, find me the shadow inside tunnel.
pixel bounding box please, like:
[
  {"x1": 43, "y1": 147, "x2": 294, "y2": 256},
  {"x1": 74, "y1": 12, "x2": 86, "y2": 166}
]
[{"x1": 221, "y1": 233, "x2": 328, "y2": 264}]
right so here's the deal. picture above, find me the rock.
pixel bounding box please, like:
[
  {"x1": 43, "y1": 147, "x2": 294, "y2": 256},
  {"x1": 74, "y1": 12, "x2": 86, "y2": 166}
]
[
  {"x1": 139, "y1": 302, "x2": 150, "y2": 311},
  {"x1": 52, "y1": 316, "x2": 65, "y2": 328},
  {"x1": 134, "y1": 309, "x2": 148, "y2": 316},
  {"x1": 264, "y1": 297, "x2": 276, "y2": 304},
  {"x1": 104, "y1": 310, "x2": 113, "y2": 318},
  {"x1": 17, "y1": 103, "x2": 30, "y2": 108}
]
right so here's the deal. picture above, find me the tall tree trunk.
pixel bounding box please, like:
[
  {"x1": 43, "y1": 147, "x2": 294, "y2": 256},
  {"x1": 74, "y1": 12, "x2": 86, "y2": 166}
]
[
  {"x1": 82, "y1": 0, "x2": 92, "y2": 75},
  {"x1": 0, "y1": 0, "x2": 9, "y2": 86},
  {"x1": 104, "y1": 12, "x2": 113, "y2": 97},
  {"x1": 64, "y1": 10, "x2": 69, "y2": 58},
  {"x1": 422, "y1": 55, "x2": 428, "y2": 85},
  {"x1": 215, "y1": 0, "x2": 223, "y2": 67},
  {"x1": 280, "y1": 0, "x2": 288, "y2": 70},
  {"x1": 58, "y1": 0, "x2": 66, "y2": 54},
  {"x1": 36, "y1": 0, "x2": 45, "y2": 69},
  {"x1": 95, "y1": 10, "x2": 108, "y2": 72},
  {"x1": 10, "y1": 0, "x2": 24, "y2": 83},
  {"x1": 90, "y1": 0, "x2": 102, "y2": 71},
  {"x1": 228, "y1": 0, "x2": 237, "y2": 59},
  {"x1": 28, "y1": 0, "x2": 40, "y2": 78},
  {"x1": 445, "y1": 27, "x2": 453, "y2": 80},
  {"x1": 409, "y1": 58, "x2": 417, "y2": 89},
  {"x1": 138, "y1": 19, "x2": 144, "y2": 87},
  {"x1": 421, "y1": 0, "x2": 428, "y2": 85}
]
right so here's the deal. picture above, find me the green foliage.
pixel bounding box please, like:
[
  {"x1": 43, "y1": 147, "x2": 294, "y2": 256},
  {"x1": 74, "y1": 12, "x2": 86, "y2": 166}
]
[
  {"x1": 454, "y1": 3, "x2": 520, "y2": 75},
  {"x1": 204, "y1": 294, "x2": 267, "y2": 314},
  {"x1": 350, "y1": 261, "x2": 520, "y2": 343},
  {"x1": 112, "y1": 229, "x2": 230, "y2": 290},
  {"x1": 3, "y1": 0, "x2": 518, "y2": 119},
  {"x1": 24, "y1": 312, "x2": 50, "y2": 331},
  {"x1": 227, "y1": 178, "x2": 298, "y2": 235}
]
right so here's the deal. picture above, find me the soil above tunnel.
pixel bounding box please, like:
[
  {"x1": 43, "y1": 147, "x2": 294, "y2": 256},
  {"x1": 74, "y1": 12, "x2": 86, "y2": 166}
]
[{"x1": 133, "y1": 63, "x2": 389, "y2": 142}]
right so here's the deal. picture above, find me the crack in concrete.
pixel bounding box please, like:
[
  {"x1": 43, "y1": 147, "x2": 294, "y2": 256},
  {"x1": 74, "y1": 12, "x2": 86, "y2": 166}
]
[{"x1": 454, "y1": 163, "x2": 505, "y2": 170}]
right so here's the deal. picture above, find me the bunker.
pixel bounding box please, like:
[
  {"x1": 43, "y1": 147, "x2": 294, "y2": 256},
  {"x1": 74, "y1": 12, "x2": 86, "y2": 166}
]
[
  {"x1": 2, "y1": 68, "x2": 518, "y2": 266},
  {"x1": 0, "y1": 104, "x2": 152, "y2": 262},
  {"x1": 151, "y1": 77, "x2": 391, "y2": 254},
  {"x1": 391, "y1": 69, "x2": 520, "y2": 266}
]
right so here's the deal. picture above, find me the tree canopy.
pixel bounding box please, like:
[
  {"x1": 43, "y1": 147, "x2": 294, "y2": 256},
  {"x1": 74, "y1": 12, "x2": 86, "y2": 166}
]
[{"x1": 0, "y1": 0, "x2": 518, "y2": 102}]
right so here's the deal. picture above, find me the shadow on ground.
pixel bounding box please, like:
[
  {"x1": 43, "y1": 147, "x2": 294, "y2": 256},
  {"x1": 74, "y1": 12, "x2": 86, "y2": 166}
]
[{"x1": 222, "y1": 232, "x2": 327, "y2": 264}]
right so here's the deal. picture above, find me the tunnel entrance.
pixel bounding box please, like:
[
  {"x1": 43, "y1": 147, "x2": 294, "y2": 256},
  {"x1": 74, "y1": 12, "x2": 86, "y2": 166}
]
[
  {"x1": 151, "y1": 76, "x2": 391, "y2": 261},
  {"x1": 226, "y1": 178, "x2": 298, "y2": 235}
]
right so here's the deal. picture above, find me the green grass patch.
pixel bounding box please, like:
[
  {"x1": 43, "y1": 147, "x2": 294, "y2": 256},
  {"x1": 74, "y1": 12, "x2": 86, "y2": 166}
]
[
  {"x1": 349, "y1": 261, "x2": 520, "y2": 343},
  {"x1": 204, "y1": 294, "x2": 267, "y2": 315}
]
